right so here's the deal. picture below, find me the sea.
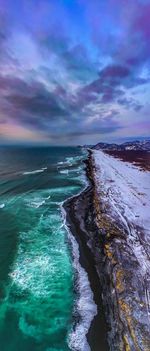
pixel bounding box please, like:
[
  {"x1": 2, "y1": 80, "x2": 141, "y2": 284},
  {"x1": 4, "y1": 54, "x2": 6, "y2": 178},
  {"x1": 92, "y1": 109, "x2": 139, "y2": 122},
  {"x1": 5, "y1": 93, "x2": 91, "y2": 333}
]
[{"x1": 0, "y1": 146, "x2": 96, "y2": 351}]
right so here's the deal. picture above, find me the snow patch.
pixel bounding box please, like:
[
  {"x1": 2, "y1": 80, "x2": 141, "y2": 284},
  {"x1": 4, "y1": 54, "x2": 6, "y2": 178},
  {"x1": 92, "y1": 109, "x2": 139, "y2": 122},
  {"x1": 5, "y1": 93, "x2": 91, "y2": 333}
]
[{"x1": 92, "y1": 150, "x2": 150, "y2": 278}]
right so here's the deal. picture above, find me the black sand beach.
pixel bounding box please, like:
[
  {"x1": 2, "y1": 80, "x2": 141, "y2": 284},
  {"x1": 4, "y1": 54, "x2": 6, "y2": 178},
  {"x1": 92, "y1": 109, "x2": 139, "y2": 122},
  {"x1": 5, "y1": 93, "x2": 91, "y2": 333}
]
[{"x1": 64, "y1": 184, "x2": 109, "y2": 351}]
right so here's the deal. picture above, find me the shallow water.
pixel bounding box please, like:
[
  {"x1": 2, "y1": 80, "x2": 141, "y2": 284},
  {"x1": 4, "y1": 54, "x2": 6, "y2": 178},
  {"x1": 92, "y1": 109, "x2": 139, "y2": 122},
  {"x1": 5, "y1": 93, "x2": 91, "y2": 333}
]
[{"x1": 0, "y1": 146, "x2": 96, "y2": 351}]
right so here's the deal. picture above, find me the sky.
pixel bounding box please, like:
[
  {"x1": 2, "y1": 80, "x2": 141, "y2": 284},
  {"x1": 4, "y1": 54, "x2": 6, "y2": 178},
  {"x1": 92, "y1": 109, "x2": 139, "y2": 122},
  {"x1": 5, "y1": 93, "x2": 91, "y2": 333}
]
[{"x1": 0, "y1": 0, "x2": 150, "y2": 145}]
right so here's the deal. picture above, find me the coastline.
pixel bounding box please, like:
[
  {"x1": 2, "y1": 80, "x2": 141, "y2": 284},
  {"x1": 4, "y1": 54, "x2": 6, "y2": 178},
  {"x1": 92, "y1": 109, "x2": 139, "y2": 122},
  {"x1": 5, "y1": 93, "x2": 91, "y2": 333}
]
[
  {"x1": 63, "y1": 154, "x2": 109, "y2": 351},
  {"x1": 63, "y1": 148, "x2": 150, "y2": 351},
  {"x1": 88, "y1": 149, "x2": 150, "y2": 351}
]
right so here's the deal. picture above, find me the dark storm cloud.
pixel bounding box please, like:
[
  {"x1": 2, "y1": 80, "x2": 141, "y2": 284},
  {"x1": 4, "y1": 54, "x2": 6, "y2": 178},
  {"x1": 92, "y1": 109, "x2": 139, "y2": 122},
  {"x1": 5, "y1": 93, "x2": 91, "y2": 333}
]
[
  {"x1": 78, "y1": 64, "x2": 148, "y2": 108},
  {"x1": 0, "y1": 0, "x2": 150, "y2": 143},
  {"x1": 64, "y1": 125, "x2": 120, "y2": 137},
  {"x1": 0, "y1": 75, "x2": 69, "y2": 130},
  {"x1": 7, "y1": 91, "x2": 67, "y2": 118},
  {"x1": 0, "y1": 75, "x2": 31, "y2": 93},
  {"x1": 117, "y1": 97, "x2": 143, "y2": 112},
  {"x1": 44, "y1": 108, "x2": 121, "y2": 141}
]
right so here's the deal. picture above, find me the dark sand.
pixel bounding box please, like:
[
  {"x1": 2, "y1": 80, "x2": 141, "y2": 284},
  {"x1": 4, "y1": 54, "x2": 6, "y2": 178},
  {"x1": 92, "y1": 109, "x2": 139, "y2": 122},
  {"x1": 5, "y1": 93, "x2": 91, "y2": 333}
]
[
  {"x1": 64, "y1": 186, "x2": 109, "y2": 351},
  {"x1": 105, "y1": 150, "x2": 150, "y2": 171}
]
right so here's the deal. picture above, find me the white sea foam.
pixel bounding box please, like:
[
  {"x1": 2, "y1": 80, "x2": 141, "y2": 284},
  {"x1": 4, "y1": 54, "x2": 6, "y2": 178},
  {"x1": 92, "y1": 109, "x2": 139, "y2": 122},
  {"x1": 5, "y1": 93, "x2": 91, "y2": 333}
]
[
  {"x1": 0, "y1": 203, "x2": 5, "y2": 208},
  {"x1": 57, "y1": 160, "x2": 70, "y2": 168},
  {"x1": 60, "y1": 169, "x2": 69, "y2": 174},
  {"x1": 57, "y1": 156, "x2": 84, "y2": 169},
  {"x1": 29, "y1": 200, "x2": 46, "y2": 208},
  {"x1": 45, "y1": 195, "x2": 51, "y2": 200},
  {"x1": 61, "y1": 203, "x2": 97, "y2": 351},
  {"x1": 57, "y1": 161, "x2": 65, "y2": 165},
  {"x1": 60, "y1": 151, "x2": 97, "y2": 351},
  {"x1": 25, "y1": 192, "x2": 51, "y2": 208},
  {"x1": 23, "y1": 167, "x2": 47, "y2": 175}
]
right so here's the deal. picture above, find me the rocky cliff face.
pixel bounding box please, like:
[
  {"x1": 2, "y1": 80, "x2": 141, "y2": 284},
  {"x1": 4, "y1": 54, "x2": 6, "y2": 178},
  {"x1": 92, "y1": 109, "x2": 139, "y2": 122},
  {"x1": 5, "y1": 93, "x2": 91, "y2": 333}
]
[{"x1": 86, "y1": 150, "x2": 150, "y2": 351}]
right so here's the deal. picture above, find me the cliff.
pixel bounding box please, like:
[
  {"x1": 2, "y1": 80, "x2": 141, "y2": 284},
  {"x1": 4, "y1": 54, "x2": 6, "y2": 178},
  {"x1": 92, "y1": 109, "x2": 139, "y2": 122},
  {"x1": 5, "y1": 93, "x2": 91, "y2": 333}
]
[{"x1": 87, "y1": 150, "x2": 150, "y2": 350}]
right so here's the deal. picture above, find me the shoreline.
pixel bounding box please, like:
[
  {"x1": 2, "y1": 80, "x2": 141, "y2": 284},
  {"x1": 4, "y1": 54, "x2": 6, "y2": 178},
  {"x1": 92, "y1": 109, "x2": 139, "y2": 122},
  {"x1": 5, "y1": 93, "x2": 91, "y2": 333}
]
[
  {"x1": 64, "y1": 148, "x2": 150, "y2": 351},
  {"x1": 63, "y1": 155, "x2": 109, "y2": 351},
  {"x1": 89, "y1": 149, "x2": 150, "y2": 350}
]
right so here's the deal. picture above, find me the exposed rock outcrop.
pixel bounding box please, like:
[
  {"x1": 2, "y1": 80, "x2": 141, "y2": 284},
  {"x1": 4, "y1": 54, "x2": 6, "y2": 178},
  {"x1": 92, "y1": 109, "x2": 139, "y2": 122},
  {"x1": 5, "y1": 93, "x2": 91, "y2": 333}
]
[{"x1": 86, "y1": 150, "x2": 150, "y2": 351}]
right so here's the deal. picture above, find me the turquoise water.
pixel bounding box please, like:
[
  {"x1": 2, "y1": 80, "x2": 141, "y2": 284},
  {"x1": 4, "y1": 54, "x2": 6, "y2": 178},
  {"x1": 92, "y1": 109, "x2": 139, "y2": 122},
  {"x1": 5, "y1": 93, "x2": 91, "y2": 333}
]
[{"x1": 0, "y1": 146, "x2": 95, "y2": 351}]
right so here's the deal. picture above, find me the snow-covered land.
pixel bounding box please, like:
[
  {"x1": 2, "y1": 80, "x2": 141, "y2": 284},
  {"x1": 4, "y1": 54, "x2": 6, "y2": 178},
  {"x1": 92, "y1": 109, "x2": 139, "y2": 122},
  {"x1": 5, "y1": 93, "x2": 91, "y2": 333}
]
[{"x1": 91, "y1": 150, "x2": 150, "y2": 350}]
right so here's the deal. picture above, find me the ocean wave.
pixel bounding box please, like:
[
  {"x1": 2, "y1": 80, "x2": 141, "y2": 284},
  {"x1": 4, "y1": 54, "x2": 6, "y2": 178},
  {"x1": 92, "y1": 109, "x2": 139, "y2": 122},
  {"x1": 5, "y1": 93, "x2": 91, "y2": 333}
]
[
  {"x1": 7, "y1": 211, "x2": 74, "y2": 343},
  {"x1": 66, "y1": 156, "x2": 83, "y2": 164},
  {"x1": 27, "y1": 194, "x2": 51, "y2": 208},
  {"x1": 57, "y1": 161, "x2": 65, "y2": 165},
  {"x1": 29, "y1": 200, "x2": 46, "y2": 208},
  {"x1": 61, "y1": 203, "x2": 97, "y2": 351},
  {"x1": 22, "y1": 167, "x2": 47, "y2": 175},
  {"x1": 57, "y1": 155, "x2": 84, "y2": 169},
  {"x1": 59, "y1": 169, "x2": 69, "y2": 174}
]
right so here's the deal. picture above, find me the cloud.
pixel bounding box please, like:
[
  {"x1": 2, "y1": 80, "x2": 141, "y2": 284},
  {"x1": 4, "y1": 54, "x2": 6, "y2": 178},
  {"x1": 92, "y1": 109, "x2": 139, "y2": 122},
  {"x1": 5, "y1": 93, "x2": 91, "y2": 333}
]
[
  {"x1": 117, "y1": 97, "x2": 143, "y2": 111},
  {"x1": 0, "y1": 0, "x2": 149, "y2": 144},
  {"x1": 78, "y1": 62, "x2": 149, "y2": 108},
  {"x1": 7, "y1": 89, "x2": 67, "y2": 119},
  {"x1": 0, "y1": 75, "x2": 70, "y2": 129}
]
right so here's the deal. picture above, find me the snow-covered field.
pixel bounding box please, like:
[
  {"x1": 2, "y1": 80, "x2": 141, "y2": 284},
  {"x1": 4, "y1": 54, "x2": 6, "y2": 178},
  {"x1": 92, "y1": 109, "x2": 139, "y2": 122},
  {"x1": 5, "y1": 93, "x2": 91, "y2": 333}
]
[{"x1": 92, "y1": 150, "x2": 150, "y2": 325}]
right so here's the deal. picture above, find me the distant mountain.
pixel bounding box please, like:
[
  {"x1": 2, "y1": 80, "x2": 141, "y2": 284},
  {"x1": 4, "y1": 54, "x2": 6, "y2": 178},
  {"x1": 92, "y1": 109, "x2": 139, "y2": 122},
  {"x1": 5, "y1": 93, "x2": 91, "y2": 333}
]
[{"x1": 92, "y1": 140, "x2": 150, "y2": 151}]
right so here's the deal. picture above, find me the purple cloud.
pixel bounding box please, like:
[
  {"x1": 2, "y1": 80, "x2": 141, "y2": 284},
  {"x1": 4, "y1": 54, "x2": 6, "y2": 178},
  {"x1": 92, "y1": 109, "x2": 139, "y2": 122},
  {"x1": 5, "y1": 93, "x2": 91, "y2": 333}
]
[{"x1": 0, "y1": 0, "x2": 149, "y2": 144}]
